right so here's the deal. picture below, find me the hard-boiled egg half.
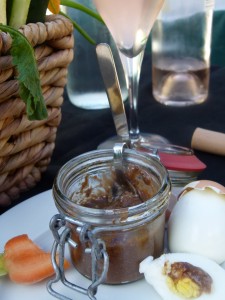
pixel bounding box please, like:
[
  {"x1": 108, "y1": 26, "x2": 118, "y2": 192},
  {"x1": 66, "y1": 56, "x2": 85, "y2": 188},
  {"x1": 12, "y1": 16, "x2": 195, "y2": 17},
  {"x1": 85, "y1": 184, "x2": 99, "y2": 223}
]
[
  {"x1": 168, "y1": 180, "x2": 225, "y2": 264},
  {"x1": 140, "y1": 253, "x2": 225, "y2": 300}
]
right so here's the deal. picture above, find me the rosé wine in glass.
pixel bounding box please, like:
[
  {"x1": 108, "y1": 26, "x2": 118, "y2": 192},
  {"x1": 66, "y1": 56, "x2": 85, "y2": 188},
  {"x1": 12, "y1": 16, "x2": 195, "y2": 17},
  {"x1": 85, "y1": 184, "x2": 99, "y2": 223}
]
[{"x1": 94, "y1": 0, "x2": 168, "y2": 146}]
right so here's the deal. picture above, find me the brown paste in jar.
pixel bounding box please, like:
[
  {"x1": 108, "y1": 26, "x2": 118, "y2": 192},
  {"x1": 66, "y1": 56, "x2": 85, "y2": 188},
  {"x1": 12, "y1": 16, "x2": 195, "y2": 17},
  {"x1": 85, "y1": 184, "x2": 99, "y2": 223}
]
[
  {"x1": 70, "y1": 214, "x2": 165, "y2": 284},
  {"x1": 74, "y1": 164, "x2": 158, "y2": 209},
  {"x1": 69, "y1": 163, "x2": 166, "y2": 284}
]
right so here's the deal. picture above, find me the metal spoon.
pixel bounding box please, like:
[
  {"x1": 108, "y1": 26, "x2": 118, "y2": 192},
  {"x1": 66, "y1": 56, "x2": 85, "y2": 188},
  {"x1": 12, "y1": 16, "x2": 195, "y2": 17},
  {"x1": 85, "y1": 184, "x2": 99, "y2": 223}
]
[
  {"x1": 96, "y1": 44, "x2": 203, "y2": 189},
  {"x1": 96, "y1": 43, "x2": 139, "y2": 199},
  {"x1": 96, "y1": 43, "x2": 130, "y2": 146}
]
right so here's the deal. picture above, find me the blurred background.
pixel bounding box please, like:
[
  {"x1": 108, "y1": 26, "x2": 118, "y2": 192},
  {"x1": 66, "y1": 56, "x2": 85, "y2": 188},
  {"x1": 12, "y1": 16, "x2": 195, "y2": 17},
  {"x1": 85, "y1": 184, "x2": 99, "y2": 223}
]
[{"x1": 216, "y1": 0, "x2": 225, "y2": 9}]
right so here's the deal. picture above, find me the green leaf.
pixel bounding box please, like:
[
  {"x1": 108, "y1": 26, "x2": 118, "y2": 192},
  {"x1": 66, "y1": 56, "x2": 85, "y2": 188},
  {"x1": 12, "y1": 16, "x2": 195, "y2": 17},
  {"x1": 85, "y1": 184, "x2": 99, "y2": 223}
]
[
  {"x1": 0, "y1": 24, "x2": 48, "y2": 120},
  {"x1": 0, "y1": 253, "x2": 7, "y2": 276},
  {"x1": 60, "y1": 0, "x2": 105, "y2": 45},
  {"x1": 60, "y1": 0, "x2": 104, "y2": 24}
]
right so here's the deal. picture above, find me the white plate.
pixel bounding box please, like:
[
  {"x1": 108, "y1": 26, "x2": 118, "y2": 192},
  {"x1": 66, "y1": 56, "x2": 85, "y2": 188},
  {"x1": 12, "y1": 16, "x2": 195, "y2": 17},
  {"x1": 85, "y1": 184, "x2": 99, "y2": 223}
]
[{"x1": 0, "y1": 190, "x2": 161, "y2": 300}]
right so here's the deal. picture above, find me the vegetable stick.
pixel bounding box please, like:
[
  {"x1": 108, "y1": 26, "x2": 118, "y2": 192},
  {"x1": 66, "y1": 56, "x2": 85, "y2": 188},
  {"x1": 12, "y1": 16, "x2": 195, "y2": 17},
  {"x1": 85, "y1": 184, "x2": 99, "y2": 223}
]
[
  {"x1": 0, "y1": 0, "x2": 7, "y2": 24},
  {"x1": 1, "y1": 234, "x2": 70, "y2": 284},
  {"x1": 9, "y1": 0, "x2": 31, "y2": 29}
]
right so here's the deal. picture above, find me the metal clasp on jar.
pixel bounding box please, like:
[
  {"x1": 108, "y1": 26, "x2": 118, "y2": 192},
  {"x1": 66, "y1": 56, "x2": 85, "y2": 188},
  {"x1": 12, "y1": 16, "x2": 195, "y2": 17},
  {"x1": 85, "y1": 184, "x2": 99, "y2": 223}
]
[{"x1": 47, "y1": 214, "x2": 109, "y2": 300}]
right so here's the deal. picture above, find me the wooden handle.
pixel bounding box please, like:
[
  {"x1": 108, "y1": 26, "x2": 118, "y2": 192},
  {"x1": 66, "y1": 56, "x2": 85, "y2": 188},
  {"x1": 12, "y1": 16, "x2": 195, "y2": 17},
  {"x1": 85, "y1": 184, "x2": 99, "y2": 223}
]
[{"x1": 191, "y1": 128, "x2": 225, "y2": 156}]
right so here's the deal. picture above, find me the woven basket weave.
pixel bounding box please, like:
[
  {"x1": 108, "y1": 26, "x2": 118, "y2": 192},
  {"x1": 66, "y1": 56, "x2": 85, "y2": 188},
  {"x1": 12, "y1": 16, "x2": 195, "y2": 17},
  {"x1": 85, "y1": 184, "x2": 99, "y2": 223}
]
[{"x1": 0, "y1": 14, "x2": 74, "y2": 206}]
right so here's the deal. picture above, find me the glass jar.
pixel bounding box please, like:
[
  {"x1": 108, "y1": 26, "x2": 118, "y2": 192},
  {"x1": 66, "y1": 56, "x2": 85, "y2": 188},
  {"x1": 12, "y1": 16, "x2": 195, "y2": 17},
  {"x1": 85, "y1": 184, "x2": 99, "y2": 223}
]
[
  {"x1": 52, "y1": 149, "x2": 171, "y2": 285},
  {"x1": 134, "y1": 144, "x2": 206, "y2": 197}
]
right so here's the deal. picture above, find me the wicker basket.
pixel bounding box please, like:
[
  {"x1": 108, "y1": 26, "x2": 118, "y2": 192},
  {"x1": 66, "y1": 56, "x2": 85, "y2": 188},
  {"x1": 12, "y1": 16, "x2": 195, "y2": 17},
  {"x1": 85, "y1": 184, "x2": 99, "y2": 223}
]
[{"x1": 0, "y1": 14, "x2": 74, "y2": 205}]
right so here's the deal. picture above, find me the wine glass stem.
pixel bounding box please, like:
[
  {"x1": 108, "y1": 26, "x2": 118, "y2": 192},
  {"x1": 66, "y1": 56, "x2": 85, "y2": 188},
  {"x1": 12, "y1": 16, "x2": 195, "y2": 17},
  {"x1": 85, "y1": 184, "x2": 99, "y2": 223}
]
[{"x1": 119, "y1": 50, "x2": 145, "y2": 143}]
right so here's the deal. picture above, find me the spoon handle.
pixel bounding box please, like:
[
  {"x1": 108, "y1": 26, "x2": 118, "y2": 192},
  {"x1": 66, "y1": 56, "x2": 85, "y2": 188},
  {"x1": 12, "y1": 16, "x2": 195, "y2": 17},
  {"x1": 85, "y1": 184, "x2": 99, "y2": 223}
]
[{"x1": 96, "y1": 43, "x2": 130, "y2": 145}]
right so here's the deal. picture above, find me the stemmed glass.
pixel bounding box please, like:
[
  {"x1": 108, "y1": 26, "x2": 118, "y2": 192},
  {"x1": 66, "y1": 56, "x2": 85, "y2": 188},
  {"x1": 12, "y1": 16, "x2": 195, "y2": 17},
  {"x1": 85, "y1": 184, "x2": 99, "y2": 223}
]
[{"x1": 93, "y1": 0, "x2": 168, "y2": 147}]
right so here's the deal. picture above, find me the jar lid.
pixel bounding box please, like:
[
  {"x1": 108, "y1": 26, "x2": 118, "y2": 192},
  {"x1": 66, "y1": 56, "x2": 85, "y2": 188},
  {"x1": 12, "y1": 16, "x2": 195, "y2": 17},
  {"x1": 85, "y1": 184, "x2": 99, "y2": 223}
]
[{"x1": 136, "y1": 144, "x2": 206, "y2": 186}]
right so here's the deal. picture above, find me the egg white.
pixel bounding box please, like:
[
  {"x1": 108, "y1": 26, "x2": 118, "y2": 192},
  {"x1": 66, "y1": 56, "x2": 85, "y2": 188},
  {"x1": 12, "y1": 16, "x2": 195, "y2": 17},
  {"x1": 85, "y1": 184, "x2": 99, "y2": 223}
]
[
  {"x1": 140, "y1": 253, "x2": 225, "y2": 300},
  {"x1": 168, "y1": 189, "x2": 225, "y2": 264}
]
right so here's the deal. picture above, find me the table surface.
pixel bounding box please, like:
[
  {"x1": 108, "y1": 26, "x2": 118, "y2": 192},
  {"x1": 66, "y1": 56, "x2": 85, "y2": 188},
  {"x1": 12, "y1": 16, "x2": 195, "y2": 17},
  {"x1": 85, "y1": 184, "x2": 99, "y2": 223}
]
[{"x1": 1, "y1": 54, "x2": 225, "y2": 214}]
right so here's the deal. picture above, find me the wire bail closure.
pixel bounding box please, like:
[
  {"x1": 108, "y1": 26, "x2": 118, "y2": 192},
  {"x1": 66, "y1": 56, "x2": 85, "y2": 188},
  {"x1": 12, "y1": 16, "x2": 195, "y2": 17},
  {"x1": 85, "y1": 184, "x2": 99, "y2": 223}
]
[{"x1": 47, "y1": 214, "x2": 109, "y2": 300}]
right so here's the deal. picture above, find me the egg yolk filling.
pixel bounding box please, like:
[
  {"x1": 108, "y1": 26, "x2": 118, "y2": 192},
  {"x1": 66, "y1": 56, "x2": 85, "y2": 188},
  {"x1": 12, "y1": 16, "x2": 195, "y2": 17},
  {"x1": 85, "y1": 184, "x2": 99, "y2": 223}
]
[{"x1": 163, "y1": 261, "x2": 212, "y2": 299}]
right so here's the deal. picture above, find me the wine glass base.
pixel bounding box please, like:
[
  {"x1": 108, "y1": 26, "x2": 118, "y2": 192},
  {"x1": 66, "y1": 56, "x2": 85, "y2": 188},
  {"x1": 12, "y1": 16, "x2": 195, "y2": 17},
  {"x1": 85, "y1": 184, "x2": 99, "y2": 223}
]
[{"x1": 98, "y1": 133, "x2": 170, "y2": 150}]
